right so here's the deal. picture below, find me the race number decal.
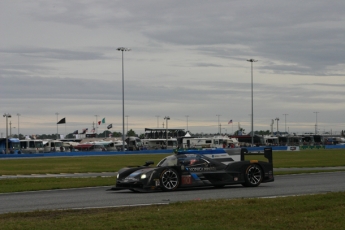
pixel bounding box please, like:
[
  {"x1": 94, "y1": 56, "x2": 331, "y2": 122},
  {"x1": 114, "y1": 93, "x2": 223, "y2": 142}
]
[{"x1": 181, "y1": 175, "x2": 192, "y2": 185}]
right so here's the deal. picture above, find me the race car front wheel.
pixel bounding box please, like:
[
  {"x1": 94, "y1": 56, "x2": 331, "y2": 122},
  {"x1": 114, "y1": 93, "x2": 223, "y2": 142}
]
[
  {"x1": 242, "y1": 164, "x2": 262, "y2": 187},
  {"x1": 160, "y1": 169, "x2": 180, "y2": 191}
]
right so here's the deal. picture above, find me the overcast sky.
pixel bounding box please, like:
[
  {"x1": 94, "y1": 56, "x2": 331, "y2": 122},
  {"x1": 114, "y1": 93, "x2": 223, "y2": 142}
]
[{"x1": 1, "y1": 0, "x2": 344, "y2": 137}]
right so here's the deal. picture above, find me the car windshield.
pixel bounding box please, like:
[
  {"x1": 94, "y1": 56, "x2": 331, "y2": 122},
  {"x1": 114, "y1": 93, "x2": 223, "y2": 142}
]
[
  {"x1": 157, "y1": 155, "x2": 178, "y2": 167},
  {"x1": 35, "y1": 141, "x2": 43, "y2": 148},
  {"x1": 12, "y1": 142, "x2": 20, "y2": 150},
  {"x1": 54, "y1": 142, "x2": 62, "y2": 147}
]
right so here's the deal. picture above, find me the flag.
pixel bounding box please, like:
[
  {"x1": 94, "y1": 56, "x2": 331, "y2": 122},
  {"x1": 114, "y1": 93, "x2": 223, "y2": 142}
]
[
  {"x1": 102, "y1": 118, "x2": 105, "y2": 124},
  {"x1": 73, "y1": 130, "x2": 78, "y2": 134},
  {"x1": 107, "y1": 124, "x2": 112, "y2": 129},
  {"x1": 228, "y1": 119, "x2": 233, "y2": 124},
  {"x1": 98, "y1": 121, "x2": 101, "y2": 125},
  {"x1": 57, "y1": 118, "x2": 66, "y2": 124},
  {"x1": 82, "y1": 128, "x2": 88, "y2": 134}
]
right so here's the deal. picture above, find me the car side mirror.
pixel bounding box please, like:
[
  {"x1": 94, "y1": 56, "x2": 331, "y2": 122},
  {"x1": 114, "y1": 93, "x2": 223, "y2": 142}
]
[{"x1": 144, "y1": 161, "x2": 154, "y2": 166}]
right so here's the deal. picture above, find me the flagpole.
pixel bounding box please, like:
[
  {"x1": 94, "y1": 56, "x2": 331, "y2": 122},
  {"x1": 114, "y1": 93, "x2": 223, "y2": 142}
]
[
  {"x1": 95, "y1": 115, "x2": 98, "y2": 137},
  {"x1": 55, "y1": 112, "x2": 59, "y2": 139}
]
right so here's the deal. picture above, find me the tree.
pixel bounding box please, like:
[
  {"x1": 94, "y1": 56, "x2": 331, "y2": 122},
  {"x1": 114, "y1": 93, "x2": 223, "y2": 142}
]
[
  {"x1": 112, "y1": 132, "x2": 122, "y2": 138},
  {"x1": 255, "y1": 130, "x2": 270, "y2": 135},
  {"x1": 127, "y1": 129, "x2": 136, "y2": 137}
]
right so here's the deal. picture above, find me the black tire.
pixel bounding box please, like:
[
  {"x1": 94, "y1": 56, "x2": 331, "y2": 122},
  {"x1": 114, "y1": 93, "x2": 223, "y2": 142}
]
[
  {"x1": 242, "y1": 164, "x2": 263, "y2": 187},
  {"x1": 160, "y1": 168, "x2": 180, "y2": 191}
]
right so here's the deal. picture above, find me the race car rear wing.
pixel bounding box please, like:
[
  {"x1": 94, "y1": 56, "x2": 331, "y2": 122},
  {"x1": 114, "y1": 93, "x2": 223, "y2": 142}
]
[{"x1": 240, "y1": 147, "x2": 273, "y2": 164}]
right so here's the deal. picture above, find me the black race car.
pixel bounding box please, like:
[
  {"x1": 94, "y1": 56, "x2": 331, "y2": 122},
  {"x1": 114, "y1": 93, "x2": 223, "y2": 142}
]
[{"x1": 114, "y1": 148, "x2": 274, "y2": 192}]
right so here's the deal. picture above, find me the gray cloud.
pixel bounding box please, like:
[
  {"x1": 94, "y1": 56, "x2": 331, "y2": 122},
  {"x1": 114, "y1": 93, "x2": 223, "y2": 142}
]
[{"x1": 1, "y1": 0, "x2": 344, "y2": 135}]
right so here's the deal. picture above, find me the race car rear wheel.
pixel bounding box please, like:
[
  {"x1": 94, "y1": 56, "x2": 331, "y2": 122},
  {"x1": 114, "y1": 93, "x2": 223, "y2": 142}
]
[
  {"x1": 242, "y1": 164, "x2": 262, "y2": 187},
  {"x1": 160, "y1": 169, "x2": 180, "y2": 191}
]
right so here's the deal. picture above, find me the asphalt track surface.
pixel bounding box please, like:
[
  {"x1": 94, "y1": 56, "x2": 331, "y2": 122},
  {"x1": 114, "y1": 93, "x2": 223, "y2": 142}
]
[
  {"x1": 1, "y1": 166, "x2": 345, "y2": 179},
  {"x1": 1, "y1": 171, "x2": 345, "y2": 214}
]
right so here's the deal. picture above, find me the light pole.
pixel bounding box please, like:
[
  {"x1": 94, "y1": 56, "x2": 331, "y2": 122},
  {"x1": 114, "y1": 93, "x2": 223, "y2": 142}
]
[
  {"x1": 247, "y1": 59, "x2": 258, "y2": 145},
  {"x1": 126, "y1": 115, "x2": 129, "y2": 135},
  {"x1": 117, "y1": 47, "x2": 131, "y2": 151},
  {"x1": 185, "y1": 115, "x2": 189, "y2": 132},
  {"x1": 313, "y1": 112, "x2": 319, "y2": 134},
  {"x1": 17, "y1": 113, "x2": 20, "y2": 139},
  {"x1": 164, "y1": 116, "x2": 170, "y2": 148},
  {"x1": 3, "y1": 113, "x2": 11, "y2": 153},
  {"x1": 216, "y1": 114, "x2": 221, "y2": 134},
  {"x1": 55, "y1": 112, "x2": 59, "y2": 139},
  {"x1": 155, "y1": 116, "x2": 160, "y2": 128},
  {"x1": 9, "y1": 121, "x2": 12, "y2": 136},
  {"x1": 283, "y1": 114, "x2": 288, "y2": 133},
  {"x1": 275, "y1": 117, "x2": 280, "y2": 134}
]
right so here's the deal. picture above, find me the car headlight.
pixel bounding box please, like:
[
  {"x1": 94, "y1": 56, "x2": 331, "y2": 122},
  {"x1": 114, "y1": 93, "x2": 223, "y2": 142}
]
[
  {"x1": 140, "y1": 174, "x2": 147, "y2": 179},
  {"x1": 116, "y1": 173, "x2": 119, "y2": 179}
]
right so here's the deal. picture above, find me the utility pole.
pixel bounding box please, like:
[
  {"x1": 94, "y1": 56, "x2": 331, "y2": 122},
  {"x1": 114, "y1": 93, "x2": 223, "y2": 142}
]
[
  {"x1": 275, "y1": 117, "x2": 280, "y2": 134},
  {"x1": 17, "y1": 113, "x2": 20, "y2": 139},
  {"x1": 313, "y1": 112, "x2": 319, "y2": 134},
  {"x1": 185, "y1": 115, "x2": 189, "y2": 132},
  {"x1": 283, "y1": 114, "x2": 288, "y2": 133},
  {"x1": 247, "y1": 59, "x2": 258, "y2": 146},
  {"x1": 216, "y1": 114, "x2": 221, "y2": 134},
  {"x1": 164, "y1": 116, "x2": 170, "y2": 149},
  {"x1": 155, "y1": 116, "x2": 160, "y2": 128},
  {"x1": 3, "y1": 113, "x2": 12, "y2": 153}
]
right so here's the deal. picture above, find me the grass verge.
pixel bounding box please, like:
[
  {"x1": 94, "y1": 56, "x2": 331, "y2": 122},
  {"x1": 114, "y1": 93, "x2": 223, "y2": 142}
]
[
  {"x1": 0, "y1": 177, "x2": 115, "y2": 193},
  {"x1": 0, "y1": 192, "x2": 344, "y2": 230},
  {"x1": 1, "y1": 149, "x2": 345, "y2": 175}
]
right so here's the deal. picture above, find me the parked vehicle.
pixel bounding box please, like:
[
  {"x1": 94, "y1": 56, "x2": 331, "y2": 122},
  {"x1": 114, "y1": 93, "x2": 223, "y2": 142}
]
[
  {"x1": 43, "y1": 139, "x2": 65, "y2": 152},
  {"x1": 142, "y1": 138, "x2": 178, "y2": 150},
  {"x1": 263, "y1": 136, "x2": 279, "y2": 146},
  {"x1": 62, "y1": 141, "x2": 79, "y2": 152},
  {"x1": 89, "y1": 140, "x2": 127, "y2": 151},
  {"x1": 74, "y1": 144, "x2": 105, "y2": 152},
  {"x1": 180, "y1": 135, "x2": 238, "y2": 149},
  {"x1": 20, "y1": 139, "x2": 44, "y2": 153},
  {"x1": 0, "y1": 138, "x2": 21, "y2": 154},
  {"x1": 125, "y1": 136, "x2": 143, "y2": 151},
  {"x1": 230, "y1": 135, "x2": 265, "y2": 146},
  {"x1": 278, "y1": 136, "x2": 302, "y2": 146}
]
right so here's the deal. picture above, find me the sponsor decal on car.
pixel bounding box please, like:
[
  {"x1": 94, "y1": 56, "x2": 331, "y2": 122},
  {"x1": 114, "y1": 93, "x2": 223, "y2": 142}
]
[
  {"x1": 188, "y1": 167, "x2": 216, "y2": 172},
  {"x1": 181, "y1": 175, "x2": 192, "y2": 185}
]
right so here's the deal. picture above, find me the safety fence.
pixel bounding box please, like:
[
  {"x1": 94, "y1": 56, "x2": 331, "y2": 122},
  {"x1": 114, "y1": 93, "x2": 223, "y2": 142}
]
[{"x1": 0, "y1": 145, "x2": 344, "y2": 159}]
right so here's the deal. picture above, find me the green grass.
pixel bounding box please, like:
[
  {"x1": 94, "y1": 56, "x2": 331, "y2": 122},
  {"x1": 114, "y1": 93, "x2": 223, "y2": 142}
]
[
  {"x1": 1, "y1": 192, "x2": 344, "y2": 230},
  {"x1": 0, "y1": 177, "x2": 115, "y2": 193},
  {"x1": 1, "y1": 149, "x2": 344, "y2": 175},
  {"x1": 0, "y1": 154, "x2": 170, "y2": 175}
]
